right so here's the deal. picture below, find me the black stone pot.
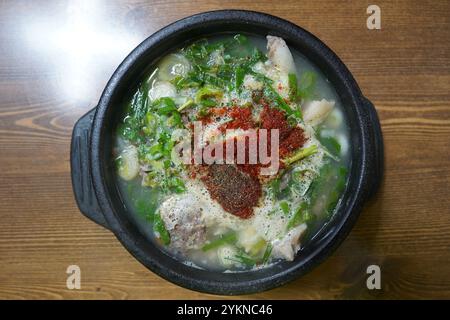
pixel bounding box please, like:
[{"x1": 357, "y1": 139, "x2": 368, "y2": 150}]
[{"x1": 71, "y1": 10, "x2": 383, "y2": 295}]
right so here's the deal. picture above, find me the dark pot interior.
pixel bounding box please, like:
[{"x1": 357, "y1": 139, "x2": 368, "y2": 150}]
[{"x1": 71, "y1": 10, "x2": 383, "y2": 295}]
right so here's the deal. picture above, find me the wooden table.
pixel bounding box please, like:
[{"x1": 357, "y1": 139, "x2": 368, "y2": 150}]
[{"x1": 1, "y1": 0, "x2": 449, "y2": 299}]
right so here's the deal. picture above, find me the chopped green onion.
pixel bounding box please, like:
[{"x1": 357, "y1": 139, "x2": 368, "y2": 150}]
[
  {"x1": 225, "y1": 251, "x2": 257, "y2": 267},
  {"x1": 282, "y1": 145, "x2": 318, "y2": 166},
  {"x1": 261, "y1": 243, "x2": 273, "y2": 264},
  {"x1": 234, "y1": 66, "x2": 246, "y2": 93},
  {"x1": 263, "y1": 86, "x2": 292, "y2": 115},
  {"x1": 288, "y1": 73, "x2": 298, "y2": 101},
  {"x1": 177, "y1": 98, "x2": 194, "y2": 112},
  {"x1": 286, "y1": 202, "x2": 315, "y2": 231},
  {"x1": 234, "y1": 254, "x2": 256, "y2": 267}
]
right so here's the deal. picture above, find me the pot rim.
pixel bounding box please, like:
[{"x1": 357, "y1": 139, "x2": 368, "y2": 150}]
[{"x1": 89, "y1": 9, "x2": 372, "y2": 295}]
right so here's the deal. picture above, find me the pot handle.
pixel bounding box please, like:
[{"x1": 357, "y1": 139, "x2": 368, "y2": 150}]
[
  {"x1": 70, "y1": 108, "x2": 110, "y2": 229},
  {"x1": 361, "y1": 97, "x2": 384, "y2": 199}
]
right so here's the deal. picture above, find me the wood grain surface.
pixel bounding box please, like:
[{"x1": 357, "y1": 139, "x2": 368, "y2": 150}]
[{"x1": 1, "y1": 0, "x2": 449, "y2": 299}]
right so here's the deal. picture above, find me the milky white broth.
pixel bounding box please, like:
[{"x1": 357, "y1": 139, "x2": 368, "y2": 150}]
[{"x1": 114, "y1": 34, "x2": 350, "y2": 272}]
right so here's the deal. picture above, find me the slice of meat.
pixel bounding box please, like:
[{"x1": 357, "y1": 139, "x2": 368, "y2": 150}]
[
  {"x1": 266, "y1": 35, "x2": 297, "y2": 75},
  {"x1": 159, "y1": 194, "x2": 206, "y2": 250},
  {"x1": 202, "y1": 164, "x2": 261, "y2": 219},
  {"x1": 271, "y1": 223, "x2": 307, "y2": 261},
  {"x1": 302, "y1": 99, "x2": 335, "y2": 126}
]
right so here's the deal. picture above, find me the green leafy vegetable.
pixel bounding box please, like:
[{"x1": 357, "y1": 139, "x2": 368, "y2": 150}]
[
  {"x1": 199, "y1": 98, "x2": 216, "y2": 107},
  {"x1": 234, "y1": 66, "x2": 246, "y2": 93},
  {"x1": 126, "y1": 183, "x2": 158, "y2": 223},
  {"x1": 119, "y1": 86, "x2": 187, "y2": 195},
  {"x1": 119, "y1": 88, "x2": 149, "y2": 143},
  {"x1": 168, "y1": 177, "x2": 186, "y2": 194},
  {"x1": 268, "y1": 177, "x2": 282, "y2": 200},
  {"x1": 153, "y1": 212, "x2": 170, "y2": 245},
  {"x1": 286, "y1": 202, "x2": 315, "y2": 231},
  {"x1": 280, "y1": 201, "x2": 290, "y2": 215},
  {"x1": 308, "y1": 162, "x2": 348, "y2": 217},
  {"x1": 202, "y1": 232, "x2": 237, "y2": 251},
  {"x1": 263, "y1": 86, "x2": 295, "y2": 115},
  {"x1": 253, "y1": 74, "x2": 303, "y2": 121},
  {"x1": 298, "y1": 71, "x2": 317, "y2": 100},
  {"x1": 175, "y1": 34, "x2": 265, "y2": 92},
  {"x1": 153, "y1": 97, "x2": 178, "y2": 115},
  {"x1": 195, "y1": 85, "x2": 223, "y2": 105},
  {"x1": 319, "y1": 135, "x2": 341, "y2": 157}
]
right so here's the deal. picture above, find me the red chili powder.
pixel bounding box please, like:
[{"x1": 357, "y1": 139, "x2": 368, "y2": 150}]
[
  {"x1": 201, "y1": 164, "x2": 261, "y2": 219},
  {"x1": 195, "y1": 104, "x2": 305, "y2": 219}
]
